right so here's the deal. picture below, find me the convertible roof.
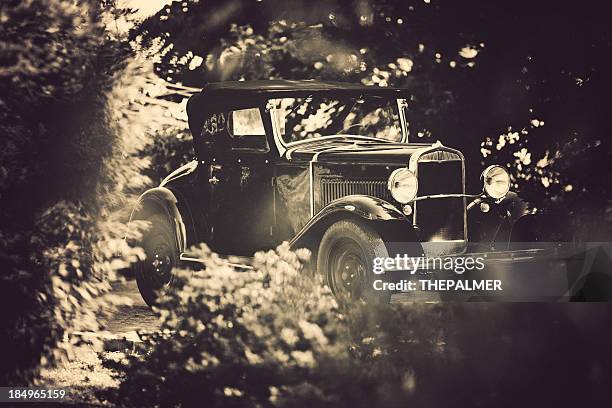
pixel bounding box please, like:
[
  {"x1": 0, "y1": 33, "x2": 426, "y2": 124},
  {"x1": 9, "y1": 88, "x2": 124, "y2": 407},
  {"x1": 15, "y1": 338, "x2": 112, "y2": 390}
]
[
  {"x1": 189, "y1": 80, "x2": 408, "y2": 109},
  {"x1": 186, "y1": 80, "x2": 409, "y2": 144},
  {"x1": 201, "y1": 79, "x2": 406, "y2": 95}
]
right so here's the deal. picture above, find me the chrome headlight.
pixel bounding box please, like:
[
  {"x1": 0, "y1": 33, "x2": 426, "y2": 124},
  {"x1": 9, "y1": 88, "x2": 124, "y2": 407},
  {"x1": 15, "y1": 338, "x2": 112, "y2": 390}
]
[
  {"x1": 481, "y1": 165, "x2": 510, "y2": 199},
  {"x1": 387, "y1": 168, "x2": 418, "y2": 204}
]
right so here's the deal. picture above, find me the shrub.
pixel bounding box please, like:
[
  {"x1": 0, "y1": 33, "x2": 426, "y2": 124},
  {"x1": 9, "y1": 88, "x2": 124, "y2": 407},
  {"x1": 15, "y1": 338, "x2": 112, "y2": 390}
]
[
  {"x1": 108, "y1": 241, "x2": 612, "y2": 407},
  {"x1": 109, "y1": 244, "x2": 441, "y2": 408},
  {"x1": 0, "y1": 0, "x2": 153, "y2": 384},
  {"x1": 140, "y1": 127, "x2": 194, "y2": 185}
]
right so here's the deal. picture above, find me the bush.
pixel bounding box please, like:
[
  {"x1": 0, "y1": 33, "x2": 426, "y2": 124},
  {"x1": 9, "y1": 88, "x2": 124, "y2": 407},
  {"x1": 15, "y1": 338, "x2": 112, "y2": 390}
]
[
  {"x1": 108, "y1": 243, "x2": 612, "y2": 406},
  {"x1": 109, "y1": 244, "x2": 444, "y2": 407},
  {"x1": 0, "y1": 0, "x2": 151, "y2": 384},
  {"x1": 141, "y1": 127, "x2": 194, "y2": 185}
]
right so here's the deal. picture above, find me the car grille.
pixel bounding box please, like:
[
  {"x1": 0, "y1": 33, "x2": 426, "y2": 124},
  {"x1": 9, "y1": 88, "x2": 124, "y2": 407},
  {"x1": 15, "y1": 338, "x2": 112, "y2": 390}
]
[
  {"x1": 415, "y1": 158, "x2": 465, "y2": 242},
  {"x1": 320, "y1": 178, "x2": 392, "y2": 208}
]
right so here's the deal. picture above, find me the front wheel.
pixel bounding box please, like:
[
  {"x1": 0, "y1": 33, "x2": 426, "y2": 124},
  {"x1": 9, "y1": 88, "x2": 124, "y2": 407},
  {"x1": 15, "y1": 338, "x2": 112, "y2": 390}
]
[
  {"x1": 133, "y1": 214, "x2": 179, "y2": 306},
  {"x1": 317, "y1": 219, "x2": 390, "y2": 303}
]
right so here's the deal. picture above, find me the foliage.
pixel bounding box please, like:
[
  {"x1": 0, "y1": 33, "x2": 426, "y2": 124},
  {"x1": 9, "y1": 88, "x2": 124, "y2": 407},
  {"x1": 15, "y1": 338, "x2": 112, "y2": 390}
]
[
  {"x1": 109, "y1": 243, "x2": 612, "y2": 406},
  {"x1": 0, "y1": 0, "x2": 160, "y2": 384},
  {"x1": 108, "y1": 244, "x2": 447, "y2": 407},
  {"x1": 28, "y1": 209, "x2": 611, "y2": 401},
  {"x1": 140, "y1": 126, "x2": 194, "y2": 184},
  {"x1": 2, "y1": 0, "x2": 611, "y2": 398},
  {"x1": 133, "y1": 0, "x2": 612, "y2": 238}
]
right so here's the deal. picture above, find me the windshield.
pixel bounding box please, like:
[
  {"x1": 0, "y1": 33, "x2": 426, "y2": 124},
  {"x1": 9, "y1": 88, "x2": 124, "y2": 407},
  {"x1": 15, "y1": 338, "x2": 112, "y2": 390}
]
[{"x1": 270, "y1": 95, "x2": 404, "y2": 145}]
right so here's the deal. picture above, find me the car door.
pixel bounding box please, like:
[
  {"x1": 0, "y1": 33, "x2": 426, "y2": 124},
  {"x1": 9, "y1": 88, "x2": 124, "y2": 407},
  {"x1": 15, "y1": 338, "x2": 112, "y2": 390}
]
[{"x1": 206, "y1": 107, "x2": 275, "y2": 256}]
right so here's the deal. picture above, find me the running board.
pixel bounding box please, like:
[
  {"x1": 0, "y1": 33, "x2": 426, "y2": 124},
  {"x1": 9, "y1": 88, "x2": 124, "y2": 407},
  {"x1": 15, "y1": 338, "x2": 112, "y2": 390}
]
[{"x1": 179, "y1": 253, "x2": 255, "y2": 270}]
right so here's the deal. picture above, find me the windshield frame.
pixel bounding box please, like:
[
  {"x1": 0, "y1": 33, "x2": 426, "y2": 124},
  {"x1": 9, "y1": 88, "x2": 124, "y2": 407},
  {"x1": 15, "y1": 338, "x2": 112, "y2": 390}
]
[{"x1": 267, "y1": 96, "x2": 409, "y2": 156}]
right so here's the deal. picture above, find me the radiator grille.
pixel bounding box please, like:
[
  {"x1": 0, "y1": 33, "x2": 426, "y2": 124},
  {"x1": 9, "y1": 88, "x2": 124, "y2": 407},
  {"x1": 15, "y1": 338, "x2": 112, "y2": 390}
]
[
  {"x1": 415, "y1": 160, "x2": 465, "y2": 242},
  {"x1": 320, "y1": 178, "x2": 392, "y2": 208},
  {"x1": 419, "y1": 150, "x2": 462, "y2": 162}
]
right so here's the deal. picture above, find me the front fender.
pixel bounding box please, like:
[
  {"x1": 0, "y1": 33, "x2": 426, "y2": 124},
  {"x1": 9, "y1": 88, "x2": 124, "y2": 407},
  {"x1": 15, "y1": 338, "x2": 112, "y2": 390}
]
[
  {"x1": 290, "y1": 195, "x2": 417, "y2": 253},
  {"x1": 128, "y1": 187, "x2": 190, "y2": 252},
  {"x1": 467, "y1": 192, "x2": 523, "y2": 244},
  {"x1": 511, "y1": 212, "x2": 572, "y2": 242},
  {"x1": 467, "y1": 191, "x2": 571, "y2": 246}
]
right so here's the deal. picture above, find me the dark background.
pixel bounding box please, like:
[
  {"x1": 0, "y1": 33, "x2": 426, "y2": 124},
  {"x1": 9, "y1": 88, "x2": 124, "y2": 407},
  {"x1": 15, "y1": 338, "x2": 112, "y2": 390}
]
[{"x1": 135, "y1": 0, "x2": 612, "y2": 240}]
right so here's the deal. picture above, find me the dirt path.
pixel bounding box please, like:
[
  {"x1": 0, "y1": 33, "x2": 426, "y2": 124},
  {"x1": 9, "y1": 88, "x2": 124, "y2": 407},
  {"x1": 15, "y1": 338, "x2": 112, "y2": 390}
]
[{"x1": 104, "y1": 279, "x2": 160, "y2": 335}]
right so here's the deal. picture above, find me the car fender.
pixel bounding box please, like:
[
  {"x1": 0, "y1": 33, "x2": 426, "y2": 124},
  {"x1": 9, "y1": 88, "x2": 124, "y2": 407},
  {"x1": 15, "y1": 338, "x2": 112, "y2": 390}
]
[
  {"x1": 495, "y1": 192, "x2": 568, "y2": 241},
  {"x1": 510, "y1": 211, "x2": 571, "y2": 242},
  {"x1": 468, "y1": 192, "x2": 529, "y2": 244},
  {"x1": 290, "y1": 195, "x2": 419, "y2": 254},
  {"x1": 128, "y1": 187, "x2": 193, "y2": 253}
]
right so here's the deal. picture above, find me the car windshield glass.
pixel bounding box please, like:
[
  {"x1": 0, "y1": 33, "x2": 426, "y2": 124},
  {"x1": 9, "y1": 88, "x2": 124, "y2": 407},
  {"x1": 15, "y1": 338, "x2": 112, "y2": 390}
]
[{"x1": 270, "y1": 95, "x2": 403, "y2": 145}]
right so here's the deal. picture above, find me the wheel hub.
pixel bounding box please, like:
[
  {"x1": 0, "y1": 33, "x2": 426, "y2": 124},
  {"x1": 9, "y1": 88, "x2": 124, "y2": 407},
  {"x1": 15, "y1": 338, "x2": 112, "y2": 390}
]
[
  {"x1": 150, "y1": 244, "x2": 172, "y2": 285},
  {"x1": 330, "y1": 240, "x2": 367, "y2": 299}
]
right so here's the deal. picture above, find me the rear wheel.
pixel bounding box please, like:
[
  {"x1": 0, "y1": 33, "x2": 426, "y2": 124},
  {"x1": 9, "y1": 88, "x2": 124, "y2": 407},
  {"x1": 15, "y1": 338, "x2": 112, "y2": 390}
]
[
  {"x1": 134, "y1": 214, "x2": 179, "y2": 306},
  {"x1": 317, "y1": 219, "x2": 390, "y2": 303}
]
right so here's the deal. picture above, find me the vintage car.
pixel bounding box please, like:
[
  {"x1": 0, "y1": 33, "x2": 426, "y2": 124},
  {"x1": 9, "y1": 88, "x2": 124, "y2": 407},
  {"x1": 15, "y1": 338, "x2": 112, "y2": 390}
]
[{"x1": 128, "y1": 80, "x2": 596, "y2": 305}]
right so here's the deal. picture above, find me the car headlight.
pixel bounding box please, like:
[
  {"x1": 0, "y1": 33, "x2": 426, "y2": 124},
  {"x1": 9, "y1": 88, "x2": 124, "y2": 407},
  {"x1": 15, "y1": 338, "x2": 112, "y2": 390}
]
[
  {"x1": 388, "y1": 168, "x2": 418, "y2": 204},
  {"x1": 481, "y1": 165, "x2": 510, "y2": 199}
]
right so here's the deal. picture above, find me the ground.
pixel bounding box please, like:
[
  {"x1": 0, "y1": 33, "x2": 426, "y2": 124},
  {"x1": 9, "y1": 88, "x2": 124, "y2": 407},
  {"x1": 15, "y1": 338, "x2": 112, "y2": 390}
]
[
  {"x1": 37, "y1": 279, "x2": 157, "y2": 407},
  {"x1": 104, "y1": 279, "x2": 159, "y2": 335}
]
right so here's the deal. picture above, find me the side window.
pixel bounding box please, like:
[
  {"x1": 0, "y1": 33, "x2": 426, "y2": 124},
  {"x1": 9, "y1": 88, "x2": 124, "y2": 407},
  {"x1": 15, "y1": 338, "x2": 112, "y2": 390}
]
[{"x1": 227, "y1": 108, "x2": 269, "y2": 151}]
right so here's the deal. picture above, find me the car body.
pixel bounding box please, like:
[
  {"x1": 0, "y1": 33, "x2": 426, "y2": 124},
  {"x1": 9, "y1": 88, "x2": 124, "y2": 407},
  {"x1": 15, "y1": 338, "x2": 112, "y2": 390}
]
[{"x1": 128, "y1": 80, "x2": 601, "y2": 305}]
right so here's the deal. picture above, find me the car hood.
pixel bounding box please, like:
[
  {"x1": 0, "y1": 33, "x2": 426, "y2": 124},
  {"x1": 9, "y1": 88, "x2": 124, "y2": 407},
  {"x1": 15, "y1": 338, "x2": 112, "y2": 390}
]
[{"x1": 284, "y1": 137, "x2": 435, "y2": 164}]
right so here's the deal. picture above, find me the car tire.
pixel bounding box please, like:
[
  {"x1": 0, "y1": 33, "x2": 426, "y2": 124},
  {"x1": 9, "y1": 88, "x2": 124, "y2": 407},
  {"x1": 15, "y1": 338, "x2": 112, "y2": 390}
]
[
  {"x1": 317, "y1": 219, "x2": 390, "y2": 304},
  {"x1": 134, "y1": 214, "x2": 179, "y2": 306}
]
